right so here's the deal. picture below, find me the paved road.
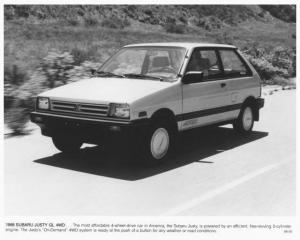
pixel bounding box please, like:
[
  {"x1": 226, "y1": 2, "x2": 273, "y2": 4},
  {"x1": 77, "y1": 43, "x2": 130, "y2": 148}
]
[{"x1": 4, "y1": 90, "x2": 296, "y2": 216}]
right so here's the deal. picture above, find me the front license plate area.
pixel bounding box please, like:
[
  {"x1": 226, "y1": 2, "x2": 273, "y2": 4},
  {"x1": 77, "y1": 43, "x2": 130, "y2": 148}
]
[{"x1": 63, "y1": 120, "x2": 81, "y2": 129}]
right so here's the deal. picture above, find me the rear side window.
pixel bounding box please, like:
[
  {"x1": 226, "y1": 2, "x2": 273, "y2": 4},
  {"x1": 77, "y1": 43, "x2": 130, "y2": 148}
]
[
  {"x1": 219, "y1": 50, "x2": 251, "y2": 78},
  {"x1": 186, "y1": 49, "x2": 222, "y2": 80}
]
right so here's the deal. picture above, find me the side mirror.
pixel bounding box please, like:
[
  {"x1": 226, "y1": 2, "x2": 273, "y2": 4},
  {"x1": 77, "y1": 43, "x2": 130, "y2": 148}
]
[{"x1": 182, "y1": 71, "x2": 204, "y2": 84}]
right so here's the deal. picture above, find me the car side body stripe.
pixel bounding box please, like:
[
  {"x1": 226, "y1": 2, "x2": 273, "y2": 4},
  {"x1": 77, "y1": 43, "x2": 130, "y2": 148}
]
[{"x1": 176, "y1": 103, "x2": 242, "y2": 121}]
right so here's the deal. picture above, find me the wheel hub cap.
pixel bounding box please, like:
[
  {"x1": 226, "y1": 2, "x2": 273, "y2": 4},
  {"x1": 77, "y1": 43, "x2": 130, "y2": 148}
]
[
  {"x1": 150, "y1": 128, "x2": 169, "y2": 160},
  {"x1": 242, "y1": 107, "x2": 253, "y2": 131}
]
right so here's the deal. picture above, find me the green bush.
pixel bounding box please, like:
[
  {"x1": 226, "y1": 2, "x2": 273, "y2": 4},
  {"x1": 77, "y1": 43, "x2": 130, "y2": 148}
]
[
  {"x1": 4, "y1": 50, "x2": 103, "y2": 135},
  {"x1": 4, "y1": 6, "x2": 15, "y2": 20},
  {"x1": 4, "y1": 64, "x2": 28, "y2": 86},
  {"x1": 270, "y1": 46, "x2": 295, "y2": 76},
  {"x1": 243, "y1": 44, "x2": 296, "y2": 81},
  {"x1": 246, "y1": 55, "x2": 288, "y2": 81},
  {"x1": 66, "y1": 16, "x2": 81, "y2": 26},
  {"x1": 271, "y1": 75, "x2": 292, "y2": 86},
  {"x1": 39, "y1": 51, "x2": 75, "y2": 88},
  {"x1": 4, "y1": 64, "x2": 29, "y2": 97},
  {"x1": 84, "y1": 15, "x2": 99, "y2": 27},
  {"x1": 179, "y1": 16, "x2": 187, "y2": 24},
  {"x1": 5, "y1": 95, "x2": 35, "y2": 135},
  {"x1": 164, "y1": 22, "x2": 185, "y2": 34},
  {"x1": 101, "y1": 16, "x2": 130, "y2": 29},
  {"x1": 70, "y1": 47, "x2": 92, "y2": 65},
  {"x1": 197, "y1": 16, "x2": 223, "y2": 31},
  {"x1": 215, "y1": 32, "x2": 235, "y2": 45},
  {"x1": 6, "y1": 105, "x2": 30, "y2": 135},
  {"x1": 68, "y1": 60, "x2": 101, "y2": 82},
  {"x1": 5, "y1": 70, "x2": 46, "y2": 134}
]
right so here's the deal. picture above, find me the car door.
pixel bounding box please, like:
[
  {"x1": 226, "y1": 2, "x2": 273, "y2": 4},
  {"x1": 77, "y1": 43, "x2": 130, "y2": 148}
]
[{"x1": 180, "y1": 48, "x2": 232, "y2": 131}]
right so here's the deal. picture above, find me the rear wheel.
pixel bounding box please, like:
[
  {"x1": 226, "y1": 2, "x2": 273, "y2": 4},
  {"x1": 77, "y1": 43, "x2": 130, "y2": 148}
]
[
  {"x1": 52, "y1": 134, "x2": 82, "y2": 154},
  {"x1": 233, "y1": 105, "x2": 254, "y2": 135}
]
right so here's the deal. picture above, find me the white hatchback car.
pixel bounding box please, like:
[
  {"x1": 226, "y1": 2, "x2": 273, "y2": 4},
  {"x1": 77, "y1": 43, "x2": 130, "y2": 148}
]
[{"x1": 31, "y1": 42, "x2": 264, "y2": 163}]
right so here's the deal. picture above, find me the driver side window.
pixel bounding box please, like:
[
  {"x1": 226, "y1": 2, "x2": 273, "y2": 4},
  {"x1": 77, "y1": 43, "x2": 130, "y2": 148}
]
[{"x1": 186, "y1": 49, "x2": 222, "y2": 80}]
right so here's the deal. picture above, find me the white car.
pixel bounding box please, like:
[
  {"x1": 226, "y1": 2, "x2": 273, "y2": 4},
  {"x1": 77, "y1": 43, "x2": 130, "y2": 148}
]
[{"x1": 31, "y1": 42, "x2": 264, "y2": 163}]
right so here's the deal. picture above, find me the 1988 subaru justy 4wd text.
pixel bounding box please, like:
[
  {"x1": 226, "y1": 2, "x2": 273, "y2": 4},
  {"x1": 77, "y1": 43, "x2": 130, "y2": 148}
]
[{"x1": 31, "y1": 42, "x2": 264, "y2": 163}]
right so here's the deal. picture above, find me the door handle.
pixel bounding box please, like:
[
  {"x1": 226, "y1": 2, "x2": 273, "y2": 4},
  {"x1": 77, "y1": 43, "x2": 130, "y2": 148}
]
[{"x1": 220, "y1": 83, "x2": 226, "y2": 88}]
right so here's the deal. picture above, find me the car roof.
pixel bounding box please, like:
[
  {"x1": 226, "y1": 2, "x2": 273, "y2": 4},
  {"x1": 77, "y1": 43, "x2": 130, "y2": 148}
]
[{"x1": 124, "y1": 42, "x2": 237, "y2": 49}]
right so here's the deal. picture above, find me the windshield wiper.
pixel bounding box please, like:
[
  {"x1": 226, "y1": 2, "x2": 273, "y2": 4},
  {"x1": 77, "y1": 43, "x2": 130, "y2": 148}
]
[
  {"x1": 124, "y1": 73, "x2": 163, "y2": 81},
  {"x1": 95, "y1": 71, "x2": 125, "y2": 78}
]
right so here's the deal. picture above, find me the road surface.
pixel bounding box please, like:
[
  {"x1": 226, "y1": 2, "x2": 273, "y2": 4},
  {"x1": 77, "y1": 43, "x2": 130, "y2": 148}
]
[{"x1": 4, "y1": 90, "x2": 296, "y2": 216}]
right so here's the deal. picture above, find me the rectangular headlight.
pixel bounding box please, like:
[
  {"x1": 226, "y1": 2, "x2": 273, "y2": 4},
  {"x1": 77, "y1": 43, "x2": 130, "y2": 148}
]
[
  {"x1": 108, "y1": 103, "x2": 130, "y2": 119},
  {"x1": 37, "y1": 97, "x2": 50, "y2": 110}
]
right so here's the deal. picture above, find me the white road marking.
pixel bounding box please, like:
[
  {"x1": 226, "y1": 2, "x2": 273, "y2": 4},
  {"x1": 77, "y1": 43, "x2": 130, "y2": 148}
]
[{"x1": 162, "y1": 159, "x2": 291, "y2": 216}]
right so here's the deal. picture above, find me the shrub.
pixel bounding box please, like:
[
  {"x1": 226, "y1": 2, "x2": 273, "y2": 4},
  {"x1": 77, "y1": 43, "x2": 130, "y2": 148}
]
[
  {"x1": 242, "y1": 44, "x2": 296, "y2": 83},
  {"x1": 270, "y1": 46, "x2": 294, "y2": 73},
  {"x1": 101, "y1": 16, "x2": 130, "y2": 29},
  {"x1": 144, "y1": 9, "x2": 153, "y2": 16},
  {"x1": 187, "y1": 16, "x2": 198, "y2": 26},
  {"x1": 197, "y1": 16, "x2": 223, "y2": 31},
  {"x1": 5, "y1": 70, "x2": 47, "y2": 134},
  {"x1": 66, "y1": 16, "x2": 81, "y2": 26},
  {"x1": 4, "y1": 51, "x2": 103, "y2": 135},
  {"x1": 5, "y1": 94, "x2": 35, "y2": 135},
  {"x1": 6, "y1": 105, "x2": 30, "y2": 135},
  {"x1": 70, "y1": 47, "x2": 92, "y2": 65},
  {"x1": 4, "y1": 64, "x2": 29, "y2": 97},
  {"x1": 39, "y1": 51, "x2": 75, "y2": 88},
  {"x1": 122, "y1": 18, "x2": 131, "y2": 27},
  {"x1": 68, "y1": 60, "x2": 101, "y2": 82},
  {"x1": 4, "y1": 6, "x2": 15, "y2": 20},
  {"x1": 246, "y1": 56, "x2": 288, "y2": 80},
  {"x1": 179, "y1": 16, "x2": 187, "y2": 24},
  {"x1": 84, "y1": 15, "x2": 99, "y2": 27},
  {"x1": 164, "y1": 22, "x2": 185, "y2": 34},
  {"x1": 215, "y1": 32, "x2": 235, "y2": 45},
  {"x1": 4, "y1": 64, "x2": 28, "y2": 86},
  {"x1": 272, "y1": 75, "x2": 291, "y2": 86}
]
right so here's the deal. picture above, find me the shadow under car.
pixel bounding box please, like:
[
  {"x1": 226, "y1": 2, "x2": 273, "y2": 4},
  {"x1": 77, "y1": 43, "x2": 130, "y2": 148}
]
[{"x1": 34, "y1": 126, "x2": 268, "y2": 181}]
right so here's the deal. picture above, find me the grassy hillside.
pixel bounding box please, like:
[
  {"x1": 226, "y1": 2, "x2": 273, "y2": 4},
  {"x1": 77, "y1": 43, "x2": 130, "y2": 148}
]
[
  {"x1": 5, "y1": 18, "x2": 296, "y2": 72},
  {"x1": 4, "y1": 5, "x2": 296, "y2": 134},
  {"x1": 4, "y1": 5, "x2": 296, "y2": 71},
  {"x1": 3, "y1": 5, "x2": 274, "y2": 24}
]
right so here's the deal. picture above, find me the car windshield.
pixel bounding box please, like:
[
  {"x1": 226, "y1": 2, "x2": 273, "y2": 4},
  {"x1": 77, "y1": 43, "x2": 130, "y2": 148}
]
[{"x1": 97, "y1": 46, "x2": 186, "y2": 81}]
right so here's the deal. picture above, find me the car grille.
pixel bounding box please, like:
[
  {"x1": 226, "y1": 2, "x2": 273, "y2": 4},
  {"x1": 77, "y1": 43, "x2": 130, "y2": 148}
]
[{"x1": 50, "y1": 100, "x2": 109, "y2": 117}]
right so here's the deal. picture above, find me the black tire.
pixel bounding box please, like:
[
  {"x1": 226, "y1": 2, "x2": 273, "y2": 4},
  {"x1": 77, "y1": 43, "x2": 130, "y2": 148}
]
[
  {"x1": 142, "y1": 120, "x2": 176, "y2": 165},
  {"x1": 52, "y1": 134, "x2": 82, "y2": 154},
  {"x1": 233, "y1": 104, "x2": 254, "y2": 135}
]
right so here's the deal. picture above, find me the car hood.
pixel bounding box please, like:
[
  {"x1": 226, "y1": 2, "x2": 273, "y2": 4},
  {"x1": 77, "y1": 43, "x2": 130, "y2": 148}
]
[{"x1": 40, "y1": 77, "x2": 175, "y2": 104}]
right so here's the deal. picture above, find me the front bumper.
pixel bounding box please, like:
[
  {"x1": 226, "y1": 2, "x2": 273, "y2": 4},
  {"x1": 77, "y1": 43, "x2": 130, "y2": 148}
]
[{"x1": 30, "y1": 111, "x2": 149, "y2": 144}]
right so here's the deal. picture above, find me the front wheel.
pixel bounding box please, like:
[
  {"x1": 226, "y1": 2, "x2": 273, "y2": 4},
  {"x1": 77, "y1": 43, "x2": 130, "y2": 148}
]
[
  {"x1": 52, "y1": 134, "x2": 82, "y2": 154},
  {"x1": 143, "y1": 121, "x2": 176, "y2": 165},
  {"x1": 233, "y1": 105, "x2": 254, "y2": 135}
]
